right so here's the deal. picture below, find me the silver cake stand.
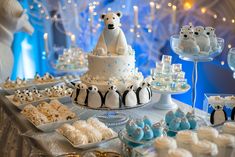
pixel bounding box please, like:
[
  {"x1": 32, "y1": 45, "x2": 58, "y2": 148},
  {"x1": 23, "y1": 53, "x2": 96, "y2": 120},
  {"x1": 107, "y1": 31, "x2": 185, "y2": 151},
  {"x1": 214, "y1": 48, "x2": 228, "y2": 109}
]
[
  {"x1": 170, "y1": 35, "x2": 224, "y2": 112},
  {"x1": 151, "y1": 84, "x2": 191, "y2": 110},
  {"x1": 73, "y1": 102, "x2": 152, "y2": 127}
]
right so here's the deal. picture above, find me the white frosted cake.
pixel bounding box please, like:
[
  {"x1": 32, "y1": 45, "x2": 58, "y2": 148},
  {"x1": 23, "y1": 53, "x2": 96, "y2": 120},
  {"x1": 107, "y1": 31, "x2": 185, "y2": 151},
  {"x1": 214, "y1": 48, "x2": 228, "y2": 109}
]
[
  {"x1": 72, "y1": 12, "x2": 151, "y2": 109},
  {"x1": 81, "y1": 51, "x2": 143, "y2": 92}
]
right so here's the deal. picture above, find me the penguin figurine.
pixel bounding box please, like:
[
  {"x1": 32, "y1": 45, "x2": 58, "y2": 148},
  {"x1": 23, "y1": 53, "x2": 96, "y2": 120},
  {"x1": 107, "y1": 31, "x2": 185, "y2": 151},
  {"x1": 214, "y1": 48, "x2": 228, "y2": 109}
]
[
  {"x1": 136, "y1": 81, "x2": 151, "y2": 104},
  {"x1": 85, "y1": 85, "x2": 103, "y2": 108},
  {"x1": 104, "y1": 85, "x2": 122, "y2": 109},
  {"x1": 147, "y1": 82, "x2": 152, "y2": 97},
  {"x1": 231, "y1": 106, "x2": 235, "y2": 120},
  {"x1": 122, "y1": 85, "x2": 137, "y2": 107},
  {"x1": 71, "y1": 83, "x2": 88, "y2": 105},
  {"x1": 210, "y1": 104, "x2": 227, "y2": 125}
]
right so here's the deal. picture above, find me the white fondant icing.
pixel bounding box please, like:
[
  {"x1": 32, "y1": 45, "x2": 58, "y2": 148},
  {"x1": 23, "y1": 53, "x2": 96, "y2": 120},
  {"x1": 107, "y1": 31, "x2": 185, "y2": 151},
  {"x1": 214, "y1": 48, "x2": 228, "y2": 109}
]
[
  {"x1": 87, "y1": 85, "x2": 103, "y2": 108},
  {"x1": 104, "y1": 86, "x2": 120, "y2": 109},
  {"x1": 87, "y1": 54, "x2": 135, "y2": 79},
  {"x1": 124, "y1": 86, "x2": 137, "y2": 107}
]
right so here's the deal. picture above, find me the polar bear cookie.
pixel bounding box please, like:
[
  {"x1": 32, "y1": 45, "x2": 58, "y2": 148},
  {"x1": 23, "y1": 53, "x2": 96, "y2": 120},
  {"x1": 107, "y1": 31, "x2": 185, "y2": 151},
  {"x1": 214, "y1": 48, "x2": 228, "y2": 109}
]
[
  {"x1": 205, "y1": 27, "x2": 218, "y2": 51},
  {"x1": 194, "y1": 26, "x2": 211, "y2": 52},
  {"x1": 179, "y1": 31, "x2": 200, "y2": 54},
  {"x1": 94, "y1": 12, "x2": 128, "y2": 56}
]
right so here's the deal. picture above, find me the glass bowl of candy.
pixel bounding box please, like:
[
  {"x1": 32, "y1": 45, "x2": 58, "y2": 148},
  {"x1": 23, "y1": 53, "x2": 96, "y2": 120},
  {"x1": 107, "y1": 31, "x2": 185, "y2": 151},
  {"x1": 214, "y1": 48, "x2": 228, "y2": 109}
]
[
  {"x1": 170, "y1": 25, "x2": 224, "y2": 62},
  {"x1": 164, "y1": 108, "x2": 198, "y2": 137},
  {"x1": 119, "y1": 116, "x2": 166, "y2": 146},
  {"x1": 227, "y1": 48, "x2": 235, "y2": 79}
]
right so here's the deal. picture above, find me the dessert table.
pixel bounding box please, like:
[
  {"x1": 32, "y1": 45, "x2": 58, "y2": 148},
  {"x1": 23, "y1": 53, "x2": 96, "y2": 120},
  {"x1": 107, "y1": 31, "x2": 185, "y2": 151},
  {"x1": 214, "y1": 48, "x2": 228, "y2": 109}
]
[{"x1": 0, "y1": 90, "x2": 206, "y2": 157}]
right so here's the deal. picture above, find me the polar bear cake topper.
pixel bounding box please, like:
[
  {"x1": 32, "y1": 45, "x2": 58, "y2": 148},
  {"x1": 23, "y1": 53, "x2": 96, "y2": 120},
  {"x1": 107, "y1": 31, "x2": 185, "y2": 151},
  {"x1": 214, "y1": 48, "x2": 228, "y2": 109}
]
[{"x1": 94, "y1": 11, "x2": 132, "y2": 56}]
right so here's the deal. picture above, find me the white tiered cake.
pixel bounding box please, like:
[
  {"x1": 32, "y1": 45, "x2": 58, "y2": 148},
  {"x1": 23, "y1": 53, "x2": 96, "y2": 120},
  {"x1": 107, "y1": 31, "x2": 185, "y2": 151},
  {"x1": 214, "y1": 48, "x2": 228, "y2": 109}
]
[
  {"x1": 81, "y1": 51, "x2": 143, "y2": 92},
  {"x1": 72, "y1": 12, "x2": 151, "y2": 109}
]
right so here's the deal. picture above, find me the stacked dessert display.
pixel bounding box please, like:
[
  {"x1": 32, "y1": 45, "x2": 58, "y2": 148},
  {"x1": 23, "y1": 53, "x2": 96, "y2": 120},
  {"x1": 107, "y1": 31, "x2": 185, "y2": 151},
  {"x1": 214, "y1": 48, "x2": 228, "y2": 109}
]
[
  {"x1": 55, "y1": 48, "x2": 88, "y2": 73},
  {"x1": 151, "y1": 55, "x2": 190, "y2": 109},
  {"x1": 170, "y1": 25, "x2": 224, "y2": 111},
  {"x1": 71, "y1": 12, "x2": 152, "y2": 126}
]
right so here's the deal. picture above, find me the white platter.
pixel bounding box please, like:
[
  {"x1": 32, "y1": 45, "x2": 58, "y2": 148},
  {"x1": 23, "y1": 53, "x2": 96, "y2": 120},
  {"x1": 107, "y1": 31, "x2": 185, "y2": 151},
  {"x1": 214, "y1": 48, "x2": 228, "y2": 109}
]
[{"x1": 56, "y1": 129, "x2": 118, "y2": 149}]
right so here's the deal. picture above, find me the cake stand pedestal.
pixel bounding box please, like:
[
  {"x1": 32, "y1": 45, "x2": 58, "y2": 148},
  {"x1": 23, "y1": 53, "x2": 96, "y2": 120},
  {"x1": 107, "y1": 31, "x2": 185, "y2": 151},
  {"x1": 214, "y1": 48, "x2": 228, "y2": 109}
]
[
  {"x1": 170, "y1": 35, "x2": 224, "y2": 112},
  {"x1": 74, "y1": 103, "x2": 151, "y2": 127},
  {"x1": 152, "y1": 85, "x2": 190, "y2": 110}
]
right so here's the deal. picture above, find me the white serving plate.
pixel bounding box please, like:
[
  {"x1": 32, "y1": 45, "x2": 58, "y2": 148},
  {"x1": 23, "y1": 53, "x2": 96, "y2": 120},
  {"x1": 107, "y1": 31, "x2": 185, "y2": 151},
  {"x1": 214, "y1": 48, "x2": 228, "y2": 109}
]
[
  {"x1": 56, "y1": 129, "x2": 118, "y2": 149},
  {"x1": 28, "y1": 118, "x2": 78, "y2": 132},
  {"x1": 151, "y1": 84, "x2": 191, "y2": 94}
]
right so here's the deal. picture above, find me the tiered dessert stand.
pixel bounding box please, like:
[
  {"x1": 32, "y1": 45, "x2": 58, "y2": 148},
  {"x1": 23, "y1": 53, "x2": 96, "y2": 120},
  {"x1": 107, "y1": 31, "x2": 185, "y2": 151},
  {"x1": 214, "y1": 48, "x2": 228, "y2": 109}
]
[
  {"x1": 227, "y1": 48, "x2": 235, "y2": 78},
  {"x1": 150, "y1": 55, "x2": 191, "y2": 109},
  {"x1": 151, "y1": 86, "x2": 190, "y2": 110},
  {"x1": 170, "y1": 35, "x2": 224, "y2": 112}
]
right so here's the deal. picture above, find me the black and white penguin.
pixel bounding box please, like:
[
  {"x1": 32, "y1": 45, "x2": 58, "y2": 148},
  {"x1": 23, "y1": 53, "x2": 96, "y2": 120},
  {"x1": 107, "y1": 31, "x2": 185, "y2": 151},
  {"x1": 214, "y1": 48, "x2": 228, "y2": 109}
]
[
  {"x1": 71, "y1": 83, "x2": 88, "y2": 105},
  {"x1": 210, "y1": 104, "x2": 227, "y2": 125},
  {"x1": 104, "y1": 85, "x2": 122, "y2": 109},
  {"x1": 122, "y1": 85, "x2": 137, "y2": 107},
  {"x1": 136, "y1": 81, "x2": 151, "y2": 104},
  {"x1": 231, "y1": 106, "x2": 235, "y2": 120},
  {"x1": 85, "y1": 85, "x2": 103, "y2": 108}
]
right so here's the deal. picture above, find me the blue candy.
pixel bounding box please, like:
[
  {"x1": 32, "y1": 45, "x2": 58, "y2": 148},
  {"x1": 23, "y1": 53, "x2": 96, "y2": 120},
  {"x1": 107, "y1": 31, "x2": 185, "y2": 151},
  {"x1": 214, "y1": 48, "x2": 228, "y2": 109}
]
[
  {"x1": 132, "y1": 127, "x2": 144, "y2": 141},
  {"x1": 152, "y1": 123, "x2": 163, "y2": 137},
  {"x1": 136, "y1": 119, "x2": 145, "y2": 128},
  {"x1": 126, "y1": 120, "x2": 138, "y2": 136},
  {"x1": 165, "y1": 111, "x2": 175, "y2": 125},
  {"x1": 175, "y1": 108, "x2": 185, "y2": 118},
  {"x1": 143, "y1": 116, "x2": 153, "y2": 127},
  {"x1": 143, "y1": 125, "x2": 154, "y2": 140},
  {"x1": 180, "y1": 117, "x2": 190, "y2": 130},
  {"x1": 169, "y1": 118, "x2": 181, "y2": 131},
  {"x1": 188, "y1": 117, "x2": 197, "y2": 130}
]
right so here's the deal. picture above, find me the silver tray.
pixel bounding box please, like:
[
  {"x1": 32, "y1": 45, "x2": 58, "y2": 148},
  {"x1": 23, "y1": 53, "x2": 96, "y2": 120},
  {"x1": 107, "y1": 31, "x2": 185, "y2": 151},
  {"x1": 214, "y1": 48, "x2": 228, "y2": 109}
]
[{"x1": 56, "y1": 129, "x2": 118, "y2": 149}]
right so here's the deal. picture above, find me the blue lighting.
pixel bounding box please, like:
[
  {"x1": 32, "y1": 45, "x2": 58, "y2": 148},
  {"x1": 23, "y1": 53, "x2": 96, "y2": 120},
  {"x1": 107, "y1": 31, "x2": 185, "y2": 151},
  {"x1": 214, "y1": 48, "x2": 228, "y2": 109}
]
[{"x1": 11, "y1": 0, "x2": 235, "y2": 109}]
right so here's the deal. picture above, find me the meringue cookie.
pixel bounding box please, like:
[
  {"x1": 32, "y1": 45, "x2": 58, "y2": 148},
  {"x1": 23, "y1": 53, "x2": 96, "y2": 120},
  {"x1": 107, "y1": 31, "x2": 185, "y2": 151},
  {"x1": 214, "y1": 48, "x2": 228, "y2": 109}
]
[
  {"x1": 192, "y1": 140, "x2": 218, "y2": 156},
  {"x1": 222, "y1": 122, "x2": 235, "y2": 135},
  {"x1": 197, "y1": 126, "x2": 218, "y2": 142},
  {"x1": 167, "y1": 148, "x2": 192, "y2": 157},
  {"x1": 176, "y1": 130, "x2": 198, "y2": 152},
  {"x1": 155, "y1": 136, "x2": 177, "y2": 157},
  {"x1": 214, "y1": 134, "x2": 235, "y2": 157},
  {"x1": 101, "y1": 128, "x2": 117, "y2": 140}
]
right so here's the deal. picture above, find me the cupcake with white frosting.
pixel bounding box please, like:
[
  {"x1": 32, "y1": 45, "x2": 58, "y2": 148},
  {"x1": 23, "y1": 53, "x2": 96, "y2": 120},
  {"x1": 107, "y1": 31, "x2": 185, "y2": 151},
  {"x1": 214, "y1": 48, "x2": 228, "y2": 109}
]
[
  {"x1": 222, "y1": 122, "x2": 235, "y2": 135},
  {"x1": 192, "y1": 140, "x2": 218, "y2": 157},
  {"x1": 167, "y1": 148, "x2": 192, "y2": 157},
  {"x1": 214, "y1": 134, "x2": 235, "y2": 157},
  {"x1": 154, "y1": 136, "x2": 177, "y2": 157},
  {"x1": 197, "y1": 126, "x2": 218, "y2": 142},
  {"x1": 176, "y1": 130, "x2": 198, "y2": 152}
]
